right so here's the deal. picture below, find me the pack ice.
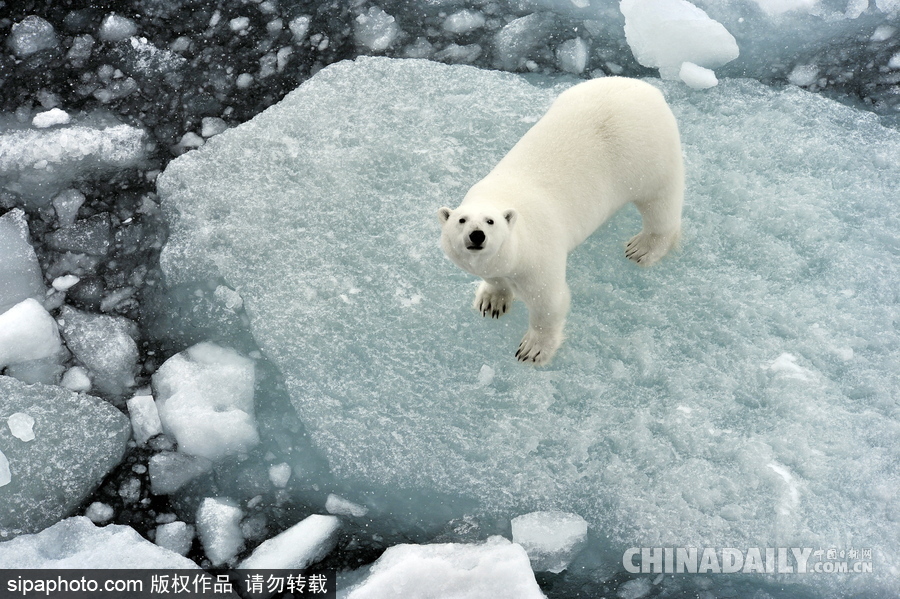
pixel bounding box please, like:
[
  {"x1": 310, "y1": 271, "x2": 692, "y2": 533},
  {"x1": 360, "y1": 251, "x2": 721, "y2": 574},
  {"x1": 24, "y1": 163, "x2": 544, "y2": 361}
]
[{"x1": 158, "y1": 57, "x2": 899, "y2": 596}]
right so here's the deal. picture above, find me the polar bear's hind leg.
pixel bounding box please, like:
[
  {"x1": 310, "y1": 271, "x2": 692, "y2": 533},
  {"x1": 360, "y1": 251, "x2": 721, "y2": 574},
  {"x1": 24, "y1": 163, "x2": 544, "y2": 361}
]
[{"x1": 626, "y1": 191, "x2": 683, "y2": 267}]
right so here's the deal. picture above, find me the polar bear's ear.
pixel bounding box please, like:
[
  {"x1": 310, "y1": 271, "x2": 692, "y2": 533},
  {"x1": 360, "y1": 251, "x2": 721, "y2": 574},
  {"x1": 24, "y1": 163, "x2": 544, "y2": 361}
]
[
  {"x1": 503, "y1": 209, "x2": 518, "y2": 229},
  {"x1": 438, "y1": 207, "x2": 452, "y2": 224}
]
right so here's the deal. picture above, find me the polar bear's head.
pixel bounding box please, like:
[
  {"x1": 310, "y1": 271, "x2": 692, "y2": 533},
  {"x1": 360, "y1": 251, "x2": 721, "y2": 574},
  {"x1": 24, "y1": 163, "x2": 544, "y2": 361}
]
[{"x1": 438, "y1": 205, "x2": 518, "y2": 275}]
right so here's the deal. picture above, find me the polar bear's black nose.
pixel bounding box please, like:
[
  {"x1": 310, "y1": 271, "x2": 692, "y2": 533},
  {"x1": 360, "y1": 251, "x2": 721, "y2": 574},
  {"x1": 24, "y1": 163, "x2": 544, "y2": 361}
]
[{"x1": 469, "y1": 230, "x2": 485, "y2": 246}]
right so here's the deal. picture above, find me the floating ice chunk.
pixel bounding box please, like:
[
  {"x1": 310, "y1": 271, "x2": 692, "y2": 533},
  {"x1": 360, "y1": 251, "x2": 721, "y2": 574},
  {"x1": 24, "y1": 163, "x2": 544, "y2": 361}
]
[
  {"x1": 196, "y1": 497, "x2": 244, "y2": 566},
  {"x1": 353, "y1": 7, "x2": 400, "y2": 52},
  {"x1": 679, "y1": 61, "x2": 718, "y2": 89},
  {"x1": 0, "y1": 450, "x2": 9, "y2": 487},
  {"x1": 0, "y1": 376, "x2": 129, "y2": 537},
  {"x1": 99, "y1": 14, "x2": 138, "y2": 42},
  {"x1": 493, "y1": 13, "x2": 556, "y2": 71},
  {"x1": 511, "y1": 511, "x2": 588, "y2": 573},
  {"x1": 127, "y1": 394, "x2": 162, "y2": 445},
  {"x1": 556, "y1": 37, "x2": 589, "y2": 74},
  {"x1": 52, "y1": 189, "x2": 86, "y2": 227},
  {"x1": 59, "y1": 306, "x2": 139, "y2": 397},
  {"x1": 47, "y1": 213, "x2": 112, "y2": 256},
  {"x1": 621, "y1": 0, "x2": 739, "y2": 80},
  {"x1": 214, "y1": 285, "x2": 243, "y2": 310},
  {"x1": 888, "y1": 52, "x2": 900, "y2": 69},
  {"x1": 230, "y1": 16, "x2": 250, "y2": 32},
  {"x1": 32, "y1": 108, "x2": 71, "y2": 129},
  {"x1": 0, "y1": 209, "x2": 45, "y2": 314},
  {"x1": 0, "y1": 299, "x2": 62, "y2": 371},
  {"x1": 153, "y1": 342, "x2": 258, "y2": 462},
  {"x1": 751, "y1": 0, "x2": 818, "y2": 16},
  {"x1": 239, "y1": 514, "x2": 340, "y2": 569},
  {"x1": 0, "y1": 117, "x2": 146, "y2": 207},
  {"x1": 7, "y1": 412, "x2": 36, "y2": 442},
  {"x1": 156, "y1": 521, "x2": 194, "y2": 556},
  {"x1": 618, "y1": 578, "x2": 653, "y2": 599},
  {"x1": 788, "y1": 64, "x2": 820, "y2": 86},
  {"x1": 268, "y1": 462, "x2": 291, "y2": 488},
  {"x1": 871, "y1": 25, "x2": 897, "y2": 42},
  {"x1": 236, "y1": 73, "x2": 254, "y2": 89},
  {"x1": 442, "y1": 10, "x2": 486, "y2": 34},
  {"x1": 52, "y1": 275, "x2": 80, "y2": 291},
  {"x1": 60, "y1": 366, "x2": 92, "y2": 392},
  {"x1": 289, "y1": 16, "x2": 311, "y2": 42},
  {"x1": 326, "y1": 494, "x2": 369, "y2": 518},
  {"x1": 201, "y1": 117, "x2": 229, "y2": 139},
  {"x1": 84, "y1": 501, "x2": 114, "y2": 523},
  {"x1": 149, "y1": 451, "x2": 214, "y2": 495},
  {"x1": 67, "y1": 34, "x2": 94, "y2": 66},
  {"x1": 342, "y1": 536, "x2": 545, "y2": 598},
  {"x1": 434, "y1": 43, "x2": 482, "y2": 64},
  {"x1": 7, "y1": 16, "x2": 58, "y2": 57},
  {"x1": 0, "y1": 517, "x2": 199, "y2": 568}
]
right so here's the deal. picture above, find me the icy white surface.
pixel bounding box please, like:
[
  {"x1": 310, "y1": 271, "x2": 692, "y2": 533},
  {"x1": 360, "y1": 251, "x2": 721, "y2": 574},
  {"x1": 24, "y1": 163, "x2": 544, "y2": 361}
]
[
  {"x1": 340, "y1": 536, "x2": 545, "y2": 599},
  {"x1": 196, "y1": 497, "x2": 244, "y2": 566},
  {"x1": 493, "y1": 13, "x2": 555, "y2": 71},
  {"x1": 268, "y1": 462, "x2": 291, "y2": 488},
  {"x1": 59, "y1": 306, "x2": 138, "y2": 398},
  {"x1": 84, "y1": 501, "x2": 114, "y2": 523},
  {"x1": 354, "y1": 7, "x2": 401, "y2": 52},
  {"x1": 126, "y1": 394, "x2": 163, "y2": 445},
  {"x1": 0, "y1": 376, "x2": 130, "y2": 537},
  {"x1": 0, "y1": 209, "x2": 45, "y2": 314},
  {"x1": 155, "y1": 521, "x2": 194, "y2": 556},
  {"x1": 7, "y1": 16, "x2": 57, "y2": 57},
  {"x1": 0, "y1": 117, "x2": 146, "y2": 207},
  {"x1": 7, "y1": 412, "x2": 36, "y2": 442},
  {"x1": 158, "y1": 57, "x2": 900, "y2": 597},
  {"x1": 148, "y1": 451, "x2": 213, "y2": 495},
  {"x1": 679, "y1": 61, "x2": 718, "y2": 89},
  {"x1": 556, "y1": 37, "x2": 590, "y2": 74},
  {"x1": 99, "y1": 14, "x2": 138, "y2": 42},
  {"x1": 511, "y1": 511, "x2": 589, "y2": 573},
  {"x1": 621, "y1": 0, "x2": 739, "y2": 79},
  {"x1": 0, "y1": 450, "x2": 9, "y2": 487},
  {"x1": 59, "y1": 366, "x2": 92, "y2": 393},
  {"x1": 0, "y1": 517, "x2": 199, "y2": 568},
  {"x1": 32, "y1": 108, "x2": 71, "y2": 129},
  {"x1": 238, "y1": 514, "x2": 340, "y2": 569},
  {"x1": 152, "y1": 342, "x2": 258, "y2": 462},
  {"x1": 443, "y1": 10, "x2": 486, "y2": 34},
  {"x1": 326, "y1": 494, "x2": 369, "y2": 518},
  {"x1": 0, "y1": 299, "x2": 62, "y2": 372}
]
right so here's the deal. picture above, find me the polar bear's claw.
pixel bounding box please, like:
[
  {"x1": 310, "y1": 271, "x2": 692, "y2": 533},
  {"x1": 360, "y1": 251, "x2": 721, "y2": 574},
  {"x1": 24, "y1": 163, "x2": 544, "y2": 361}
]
[
  {"x1": 516, "y1": 330, "x2": 558, "y2": 365},
  {"x1": 474, "y1": 282, "x2": 513, "y2": 319},
  {"x1": 626, "y1": 231, "x2": 678, "y2": 267}
]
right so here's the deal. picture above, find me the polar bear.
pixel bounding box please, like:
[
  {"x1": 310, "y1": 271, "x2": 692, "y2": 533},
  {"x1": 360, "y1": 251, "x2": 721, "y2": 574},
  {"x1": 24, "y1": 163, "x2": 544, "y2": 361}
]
[{"x1": 438, "y1": 77, "x2": 684, "y2": 365}]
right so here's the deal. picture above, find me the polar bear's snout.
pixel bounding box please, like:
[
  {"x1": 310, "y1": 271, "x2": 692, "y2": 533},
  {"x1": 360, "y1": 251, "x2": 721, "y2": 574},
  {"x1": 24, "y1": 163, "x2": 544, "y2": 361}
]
[{"x1": 467, "y1": 230, "x2": 485, "y2": 249}]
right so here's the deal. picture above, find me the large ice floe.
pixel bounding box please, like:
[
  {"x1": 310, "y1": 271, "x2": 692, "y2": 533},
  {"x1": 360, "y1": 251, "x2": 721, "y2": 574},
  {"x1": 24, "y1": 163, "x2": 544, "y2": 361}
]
[
  {"x1": 0, "y1": 376, "x2": 130, "y2": 538},
  {"x1": 158, "y1": 57, "x2": 899, "y2": 596}
]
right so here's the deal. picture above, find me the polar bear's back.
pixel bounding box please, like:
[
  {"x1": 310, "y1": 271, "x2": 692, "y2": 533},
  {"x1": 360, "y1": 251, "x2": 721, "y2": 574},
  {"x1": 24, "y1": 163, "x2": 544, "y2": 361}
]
[{"x1": 482, "y1": 76, "x2": 684, "y2": 250}]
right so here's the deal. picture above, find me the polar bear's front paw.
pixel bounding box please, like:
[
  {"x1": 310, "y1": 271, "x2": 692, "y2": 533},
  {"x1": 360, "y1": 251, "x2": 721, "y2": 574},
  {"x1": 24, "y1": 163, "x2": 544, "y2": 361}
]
[
  {"x1": 625, "y1": 230, "x2": 679, "y2": 267},
  {"x1": 515, "y1": 329, "x2": 562, "y2": 366},
  {"x1": 474, "y1": 282, "x2": 513, "y2": 319}
]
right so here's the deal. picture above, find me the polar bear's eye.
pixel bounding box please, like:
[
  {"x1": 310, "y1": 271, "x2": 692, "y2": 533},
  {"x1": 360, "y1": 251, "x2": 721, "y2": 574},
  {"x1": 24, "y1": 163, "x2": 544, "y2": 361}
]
[
  {"x1": 486, "y1": 219, "x2": 494, "y2": 225},
  {"x1": 459, "y1": 218, "x2": 466, "y2": 224}
]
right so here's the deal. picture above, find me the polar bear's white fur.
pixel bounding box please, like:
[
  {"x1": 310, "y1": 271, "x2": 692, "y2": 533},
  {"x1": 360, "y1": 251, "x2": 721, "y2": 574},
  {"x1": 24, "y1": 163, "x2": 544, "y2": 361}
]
[{"x1": 439, "y1": 77, "x2": 684, "y2": 365}]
